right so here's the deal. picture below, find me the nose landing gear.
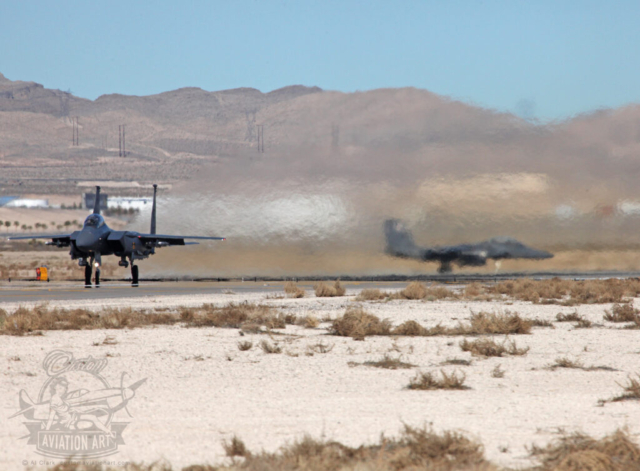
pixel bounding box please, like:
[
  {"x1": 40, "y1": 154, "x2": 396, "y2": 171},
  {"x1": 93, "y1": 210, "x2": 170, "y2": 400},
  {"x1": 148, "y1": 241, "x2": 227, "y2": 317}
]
[
  {"x1": 131, "y1": 264, "x2": 139, "y2": 287},
  {"x1": 84, "y1": 264, "x2": 92, "y2": 288}
]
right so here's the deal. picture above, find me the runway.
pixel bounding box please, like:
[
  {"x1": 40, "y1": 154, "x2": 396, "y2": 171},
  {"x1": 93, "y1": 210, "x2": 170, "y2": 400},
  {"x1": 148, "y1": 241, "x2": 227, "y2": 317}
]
[
  {"x1": 1, "y1": 271, "x2": 639, "y2": 304},
  {"x1": 0, "y1": 280, "x2": 409, "y2": 304}
]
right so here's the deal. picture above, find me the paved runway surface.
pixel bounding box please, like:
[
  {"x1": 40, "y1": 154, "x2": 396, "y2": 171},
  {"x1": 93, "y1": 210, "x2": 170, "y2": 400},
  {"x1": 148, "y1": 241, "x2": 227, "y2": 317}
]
[
  {"x1": 0, "y1": 280, "x2": 408, "y2": 304},
  {"x1": 2, "y1": 271, "x2": 639, "y2": 304}
]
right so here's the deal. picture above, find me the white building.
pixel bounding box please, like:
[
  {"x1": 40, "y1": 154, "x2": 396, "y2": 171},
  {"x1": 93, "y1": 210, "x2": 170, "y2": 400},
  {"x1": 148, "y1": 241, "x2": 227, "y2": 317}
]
[
  {"x1": 107, "y1": 197, "x2": 153, "y2": 211},
  {"x1": 5, "y1": 198, "x2": 49, "y2": 209}
]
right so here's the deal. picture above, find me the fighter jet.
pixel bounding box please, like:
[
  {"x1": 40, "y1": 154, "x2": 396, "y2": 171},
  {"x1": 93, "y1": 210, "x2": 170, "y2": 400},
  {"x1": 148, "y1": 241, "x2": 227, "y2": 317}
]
[
  {"x1": 384, "y1": 219, "x2": 553, "y2": 273},
  {"x1": 8, "y1": 185, "x2": 225, "y2": 287}
]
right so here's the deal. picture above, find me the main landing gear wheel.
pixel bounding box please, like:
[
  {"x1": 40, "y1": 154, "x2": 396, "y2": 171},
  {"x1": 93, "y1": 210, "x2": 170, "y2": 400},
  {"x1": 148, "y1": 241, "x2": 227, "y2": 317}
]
[
  {"x1": 131, "y1": 265, "x2": 139, "y2": 287},
  {"x1": 95, "y1": 268, "x2": 101, "y2": 287},
  {"x1": 84, "y1": 264, "x2": 92, "y2": 288}
]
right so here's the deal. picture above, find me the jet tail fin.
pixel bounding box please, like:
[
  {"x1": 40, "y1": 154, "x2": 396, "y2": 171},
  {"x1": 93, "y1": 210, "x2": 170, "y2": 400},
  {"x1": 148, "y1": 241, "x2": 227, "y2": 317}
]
[
  {"x1": 93, "y1": 186, "x2": 101, "y2": 214},
  {"x1": 384, "y1": 219, "x2": 424, "y2": 259},
  {"x1": 150, "y1": 184, "x2": 157, "y2": 235}
]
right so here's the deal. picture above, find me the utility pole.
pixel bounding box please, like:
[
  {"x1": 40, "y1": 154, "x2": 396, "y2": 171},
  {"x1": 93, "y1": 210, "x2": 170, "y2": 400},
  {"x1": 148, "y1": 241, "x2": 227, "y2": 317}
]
[
  {"x1": 72, "y1": 116, "x2": 79, "y2": 146},
  {"x1": 256, "y1": 124, "x2": 264, "y2": 153},
  {"x1": 331, "y1": 123, "x2": 339, "y2": 152},
  {"x1": 119, "y1": 125, "x2": 126, "y2": 157}
]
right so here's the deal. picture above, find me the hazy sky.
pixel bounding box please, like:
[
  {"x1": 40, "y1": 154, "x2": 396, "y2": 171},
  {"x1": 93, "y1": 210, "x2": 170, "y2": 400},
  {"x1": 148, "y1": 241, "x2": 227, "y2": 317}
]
[{"x1": 1, "y1": 1, "x2": 639, "y2": 121}]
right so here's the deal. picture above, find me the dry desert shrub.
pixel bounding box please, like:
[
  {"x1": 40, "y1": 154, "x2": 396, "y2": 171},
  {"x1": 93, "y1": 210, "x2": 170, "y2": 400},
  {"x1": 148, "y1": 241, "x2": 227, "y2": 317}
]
[
  {"x1": 612, "y1": 374, "x2": 640, "y2": 402},
  {"x1": 574, "y1": 318, "x2": 593, "y2": 329},
  {"x1": 407, "y1": 370, "x2": 469, "y2": 390},
  {"x1": 330, "y1": 306, "x2": 391, "y2": 340},
  {"x1": 221, "y1": 425, "x2": 492, "y2": 471},
  {"x1": 237, "y1": 341, "x2": 253, "y2": 351},
  {"x1": 355, "y1": 288, "x2": 390, "y2": 301},
  {"x1": 463, "y1": 311, "x2": 532, "y2": 335},
  {"x1": 531, "y1": 318, "x2": 554, "y2": 328},
  {"x1": 398, "y1": 281, "x2": 428, "y2": 299},
  {"x1": 392, "y1": 311, "x2": 534, "y2": 338},
  {"x1": 491, "y1": 364, "x2": 505, "y2": 378},
  {"x1": 259, "y1": 340, "x2": 282, "y2": 354},
  {"x1": 441, "y1": 358, "x2": 472, "y2": 366},
  {"x1": 604, "y1": 303, "x2": 639, "y2": 323},
  {"x1": 529, "y1": 428, "x2": 640, "y2": 471},
  {"x1": 306, "y1": 341, "x2": 334, "y2": 354},
  {"x1": 392, "y1": 282, "x2": 457, "y2": 301},
  {"x1": 284, "y1": 281, "x2": 305, "y2": 298},
  {"x1": 294, "y1": 314, "x2": 319, "y2": 328},
  {"x1": 185, "y1": 302, "x2": 288, "y2": 330},
  {"x1": 549, "y1": 357, "x2": 584, "y2": 369},
  {"x1": 392, "y1": 320, "x2": 429, "y2": 336},
  {"x1": 223, "y1": 435, "x2": 250, "y2": 458},
  {"x1": 556, "y1": 311, "x2": 583, "y2": 322},
  {"x1": 491, "y1": 277, "x2": 640, "y2": 305},
  {"x1": 363, "y1": 354, "x2": 415, "y2": 369},
  {"x1": 314, "y1": 279, "x2": 346, "y2": 297},
  {"x1": 0, "y1": 305, "x2": 178, "y2": 335},
  {"x1": 460, "y1": 338, "x2": 529, "y2": 357}
]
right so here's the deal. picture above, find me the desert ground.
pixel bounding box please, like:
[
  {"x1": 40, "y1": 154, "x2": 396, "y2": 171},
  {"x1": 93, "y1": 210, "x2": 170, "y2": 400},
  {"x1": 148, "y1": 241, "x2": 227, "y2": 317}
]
[{"x1": 1, "y1": 280, "x2": 640, "y2": 470}]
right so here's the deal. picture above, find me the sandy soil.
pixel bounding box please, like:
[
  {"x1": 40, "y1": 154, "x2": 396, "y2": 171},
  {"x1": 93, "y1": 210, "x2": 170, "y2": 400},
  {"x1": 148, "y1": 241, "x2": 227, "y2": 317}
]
[{"x1": 2, "y1": 288, "x2": 640, "y2": 470}]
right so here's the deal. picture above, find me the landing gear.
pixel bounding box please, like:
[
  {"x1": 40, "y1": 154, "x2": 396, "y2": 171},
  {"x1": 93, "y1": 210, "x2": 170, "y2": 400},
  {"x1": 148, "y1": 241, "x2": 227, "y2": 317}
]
[
  {"x1": 131, "y1": 265, "x2": 139, "y2": 287},
  {"x1": 84, "y1": 264, "x2": 92, "y2": 288},
  {"x1": 95, "y1": 268, "x2": 100, "y2": 287}
]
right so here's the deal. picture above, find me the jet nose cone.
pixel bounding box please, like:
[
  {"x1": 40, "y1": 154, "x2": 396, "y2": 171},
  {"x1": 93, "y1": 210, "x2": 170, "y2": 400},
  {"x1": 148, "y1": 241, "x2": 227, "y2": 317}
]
[{"x1": 76, "y1": 231, "x2": 97, "y2": 250}]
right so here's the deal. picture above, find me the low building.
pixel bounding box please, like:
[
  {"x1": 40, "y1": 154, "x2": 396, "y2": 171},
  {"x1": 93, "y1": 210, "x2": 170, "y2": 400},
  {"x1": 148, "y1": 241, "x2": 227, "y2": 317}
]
[
  {"x1": 4, "y1": 198, "x2": 49, "y2": 209},
  {"x1": 107, "y1": 197, "x2": 152, "y2": 211}
]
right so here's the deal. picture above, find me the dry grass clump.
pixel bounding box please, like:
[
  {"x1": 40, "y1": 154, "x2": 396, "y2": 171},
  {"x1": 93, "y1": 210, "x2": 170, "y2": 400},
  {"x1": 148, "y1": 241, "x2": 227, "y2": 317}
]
[
  {"x1": 460, "y1": 338, "x2": 529, "y2": 357},
  {"x1": 314, "y1": 279, "x2": 346, "y2": 297},
  {"x1": 330, "y1": 306, "x2": 391, "y2": 340},
  {"x1": 463, "y1": 311, "x2": 532, "y2": 335},
  {"x1": 529, "y1": 428, "x2": 640, "y2": 471},
  {"x1": 295, "y1": 315, "x2": 320, "y2": 328},
  {"x1": 407, "y1": 370, "x2": 469, "y2": 391},
  {"x1": 398, "y1": 281, "x2": 428, "y2": 299},
  {"x1": 306, "y1": 341, "x2": 334, "y2": 354},
  {"x1": 0, "y1": 304, "x2": 178, "y2": 335},
  {"x1": 604, "y1": 303, "x2": 639, "y2": 323},
  {"x1": 355, "y1": 288, "x2": 390, "y2": 301},
  {"x1": 491, "y1": 364, "x2": 505, "y2": 378},
  {"x1": 392, "y1": 320, "x2": 429, "y2": 336},
  {"x1": 491, "y1": 277, "x2": 640, "y2": 305},
  {"x1": 182, "y1": 302, "x2": 289, "y2": 330},
  {"x1": 237, "y1": 341, "x2": 253, "y2": 351},
  {"x1": 391, "y1": 282, "x2": 457, "y2": 301},
  {"x1": 362, "y1": 354, "x2": 416, "y2": 369},
  {"x1": 284, "y1": 281, "x2": 305, "y2": 298},
  {"x1": 612, "y1": 374, "x2": 640, "y2": 402},
  {"x1": 531, "y1": 318, "x2": 554, "y2": 328},
  {"x1": 549, "y1": 357, "x2": 584, "y2": 369},
  {"x1": 556, "y1": 311, "x2": 582, "y2": 322},
  {"x1": 222, "y1": 425, "x2": 491, "y2": 471},
  {"x1": 259, "y1": 340, "x2": 282, "y2": 354}
]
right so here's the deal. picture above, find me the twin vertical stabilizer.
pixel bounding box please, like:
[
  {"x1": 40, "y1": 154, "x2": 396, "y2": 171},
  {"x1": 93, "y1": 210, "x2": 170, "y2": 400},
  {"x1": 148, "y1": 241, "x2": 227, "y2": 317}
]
[
  {"x1": 150, "y1": 184, "x2": 157, "y2": 235},
  {"x1": 93, "y1": 186, "x2": 101, "y2": 214}
]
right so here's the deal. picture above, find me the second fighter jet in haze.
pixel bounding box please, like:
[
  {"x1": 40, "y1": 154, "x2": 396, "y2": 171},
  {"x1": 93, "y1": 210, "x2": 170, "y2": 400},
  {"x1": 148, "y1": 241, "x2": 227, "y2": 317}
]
[
  {"x1": 8, "y1": 185, "x2": 225, "y2": 287},
  {"x1": 384, "y1": 219, "x2": 552, "y2": 273}
]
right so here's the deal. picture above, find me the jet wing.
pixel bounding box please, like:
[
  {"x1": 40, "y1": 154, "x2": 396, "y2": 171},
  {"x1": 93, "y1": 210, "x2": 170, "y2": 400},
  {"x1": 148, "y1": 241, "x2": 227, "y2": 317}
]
[
  {"x1": 7, "y1": 234, "x2": 72, "y2": 247},
  {"x1": 135, "y1": 233, "x2": 225, "y2": 246}
]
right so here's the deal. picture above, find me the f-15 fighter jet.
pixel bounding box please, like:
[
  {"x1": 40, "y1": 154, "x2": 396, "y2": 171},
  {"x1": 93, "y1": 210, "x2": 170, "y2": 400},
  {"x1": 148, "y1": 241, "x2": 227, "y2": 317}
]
[
  {"x1": 9, "y1": 185, "x2": 225, "y2": 287},
  {"x1": 384, "y1": 219, "x2": 552, "y2": 273}
]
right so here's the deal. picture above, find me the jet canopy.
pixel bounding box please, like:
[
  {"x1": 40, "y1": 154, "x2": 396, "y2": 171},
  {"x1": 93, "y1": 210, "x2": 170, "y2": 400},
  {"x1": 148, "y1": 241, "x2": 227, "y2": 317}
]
[{"x1": 84, "y1": 214, "x2": 105, "y2": 228}]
